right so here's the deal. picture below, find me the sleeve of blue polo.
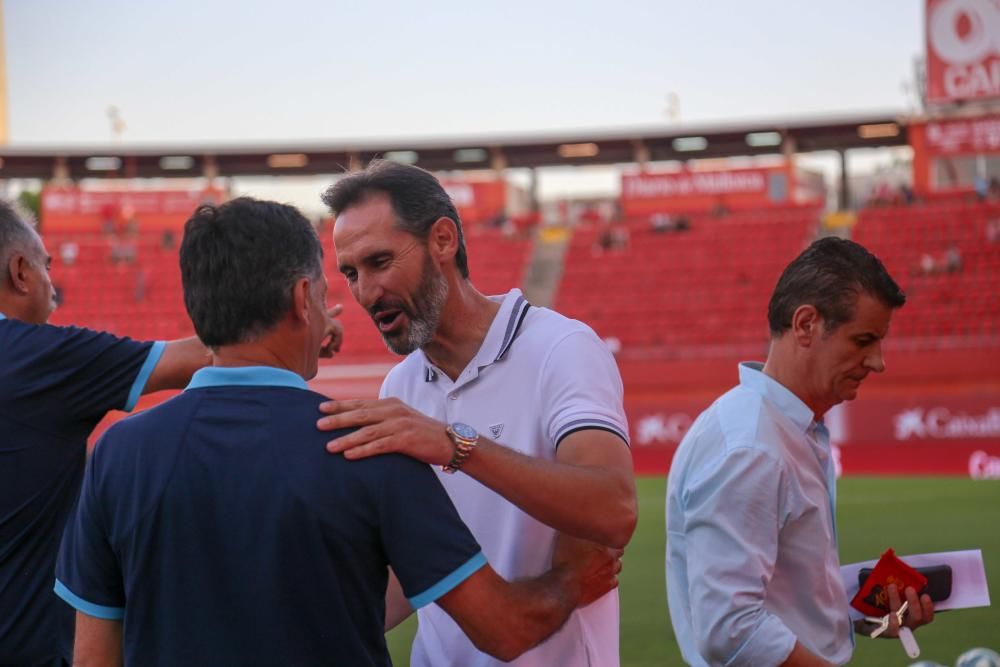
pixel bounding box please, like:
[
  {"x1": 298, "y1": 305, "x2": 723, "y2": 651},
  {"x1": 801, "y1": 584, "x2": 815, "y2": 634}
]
[
  {"x1": 43, "y1": 324, "x2": 164, "y2": 419},
  {"x1": 540, "y1": 329, "x2": 630, "y2": 448},
  {"x1": 681, "y1": 446, "x2": 797, "y2": 667},
  {"x1": 54, "y1": 435, "x2": 126, "y2": 620},
  {"x1": 377, "y1": 455, "x2": 486, "y2": 609}
]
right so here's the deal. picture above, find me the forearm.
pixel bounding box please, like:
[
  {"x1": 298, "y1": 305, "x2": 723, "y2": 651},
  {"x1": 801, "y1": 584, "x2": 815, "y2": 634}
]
[
  {"x1": 462, "y1": 439, "x2": 636, "y2": 548},
  {"x1": 384, "y1": 569, "x2": 414, "y2": 631},
  {"x1": 443, "y1": 567, "x2": 580, "y2": 662},
  {"x1": 143, "y1": 337, "x2": 211, "y2": 393},
  {"x1": 74, "y1": 613, "x2": 123, "y2": 667}
]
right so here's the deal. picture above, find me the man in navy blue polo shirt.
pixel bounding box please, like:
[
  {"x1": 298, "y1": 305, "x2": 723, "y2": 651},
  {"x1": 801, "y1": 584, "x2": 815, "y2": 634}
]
[
  {"x1": 55, "y1": 197, "x2": 620, "y2": 667},
  {"x1": 0, "y1": 200, "x2": 213, "y2": 667}
]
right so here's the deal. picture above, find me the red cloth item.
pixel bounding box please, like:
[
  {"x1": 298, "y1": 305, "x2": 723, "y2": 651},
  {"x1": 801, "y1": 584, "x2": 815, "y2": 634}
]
[{"x1": 851, "y1": 548, "x2": 928, "y2": 617}]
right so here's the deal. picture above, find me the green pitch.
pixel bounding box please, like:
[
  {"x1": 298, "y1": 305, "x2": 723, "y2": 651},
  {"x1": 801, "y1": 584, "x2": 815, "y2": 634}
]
[{"x1": 388, "y1": 476, "x2": 1000, "y2": 666}]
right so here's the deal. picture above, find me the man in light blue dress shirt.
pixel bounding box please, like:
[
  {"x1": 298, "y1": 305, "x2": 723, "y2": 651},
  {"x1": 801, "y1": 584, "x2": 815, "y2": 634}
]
[{"x1": 666, "y1": 238, "x2": 935, "y2": 666}]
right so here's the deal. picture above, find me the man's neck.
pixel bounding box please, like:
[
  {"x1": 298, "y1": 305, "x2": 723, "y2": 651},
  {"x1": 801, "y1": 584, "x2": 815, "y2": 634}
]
[
  {"x1": 422, "y1": 282, "x2": 501, "y2": 381},
  {"x1": 213, "y1": 338, "x2": 304, "y2": 379},
  {"x1": 0, "y1": 296, "x2": 30, "y2": 323},
  {"x1": 762, "y1": 344, "x2": 829, "y2": 422}
]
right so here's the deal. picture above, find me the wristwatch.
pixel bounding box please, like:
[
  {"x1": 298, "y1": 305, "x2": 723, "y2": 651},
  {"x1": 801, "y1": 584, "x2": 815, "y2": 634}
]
[{"x1": 442, "y1": 422, "x2": 479, "y2": 474}]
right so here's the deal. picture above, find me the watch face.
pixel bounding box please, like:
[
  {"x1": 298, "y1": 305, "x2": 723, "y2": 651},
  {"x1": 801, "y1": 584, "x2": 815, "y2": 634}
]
[{"x1": 451, "y1": 422, "x2": 478, "y2": 440}]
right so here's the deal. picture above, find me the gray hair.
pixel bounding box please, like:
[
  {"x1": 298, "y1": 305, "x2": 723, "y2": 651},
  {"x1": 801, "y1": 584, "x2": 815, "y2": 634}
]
[{"x1": 0, "y1": 200, "x2": 42, "y2": 269}]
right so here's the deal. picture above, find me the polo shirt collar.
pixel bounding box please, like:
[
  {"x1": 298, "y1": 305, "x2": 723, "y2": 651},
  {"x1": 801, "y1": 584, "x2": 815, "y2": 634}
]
[
  {"x1": 186, "y1": 365, "x2": 308, "y2": 391},
  {"x1": 738, "y1": 361, "x2": 817, "y2": 434},
  {"x1": 422, "y1": 288, "x2": 531, "y2": 382}
]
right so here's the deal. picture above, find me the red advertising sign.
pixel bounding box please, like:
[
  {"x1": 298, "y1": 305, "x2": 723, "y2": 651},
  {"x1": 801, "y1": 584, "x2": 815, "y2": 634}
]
[
  {"x1": 623, "y1": 169, "x2": 768, "y2": 199},
  {"x1": 42, "y1": 189, "x2": 218, "y2": 217},
  {"x1": 844, "y1": 393, "x2": 1000, "y2": 445},
  {"x1": 622, "y1": 390, "x2": 1000, "y2": 478},
  {"x1": 923, "y1": 114, "x2": 1000, "y2": 154},
  {"x1": 926, "y1": 0, "x2": 1000, "y2": 104},
  {"x1": 41, "y1": 187, "x2": 223, "y2": 231},
  {"x1": 620, "y1": 166, "x2": 791, "y2": 216}
]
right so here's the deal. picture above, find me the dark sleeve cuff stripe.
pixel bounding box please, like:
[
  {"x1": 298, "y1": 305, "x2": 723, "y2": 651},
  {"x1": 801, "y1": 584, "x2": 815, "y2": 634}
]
[{"x1": 555, "y1": 424, "x2": 630, "y2": 449}]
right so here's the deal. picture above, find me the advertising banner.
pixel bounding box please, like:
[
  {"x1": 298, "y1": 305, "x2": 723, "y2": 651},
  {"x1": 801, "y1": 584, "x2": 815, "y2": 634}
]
[
  {"x1": 625, "y1": 391, "x2": 1000, "y2": 477},
  {"x1": 926, "y1": 0, "x2": 1000, "y2": 103},
  {"x1": 41, "y1": 188, "x2": 223, "y2": 230},
  {"x1": 923, "y1": 114, "x2": 1000, "y2": 154},
  {"x1": 620, "y1": 166, "x2": 791, "y2": 216}
]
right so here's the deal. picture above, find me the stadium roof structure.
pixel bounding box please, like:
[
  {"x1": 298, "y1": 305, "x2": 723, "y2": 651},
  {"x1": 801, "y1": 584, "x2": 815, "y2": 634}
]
[{"x1": 0, "y1": 111, "x2": 908, "y2": 180}]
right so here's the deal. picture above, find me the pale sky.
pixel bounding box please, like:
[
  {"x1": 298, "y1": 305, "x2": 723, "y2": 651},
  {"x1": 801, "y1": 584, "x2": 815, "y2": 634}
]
[
  {"x1": 4, "y1": 0, "x2": 925, "y2": 208},
  {"x1": 6, "y1": 0, "x2": 925, "y2": 145}
]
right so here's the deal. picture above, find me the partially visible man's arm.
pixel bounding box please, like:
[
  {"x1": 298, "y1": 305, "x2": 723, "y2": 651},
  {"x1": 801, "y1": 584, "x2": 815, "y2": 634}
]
[
  {"x1": 73, "y1": 613, "x2": 122, "y2": 667},
  {"x1": 142, "y1": 305, "x2": 343, "y2": 394},
  {"x1": 321, "y1": 403, "x2": 636, "y2": 547},
  {"x1": 682, "y1": 446, "x2": 800, "y2": 666},
  {"x1": 142, "y1": 337, "x2": 211, "y2": 394},
  {"x1": 384, "y1": 569, "x2": 414, "y2": 631},
  {"x1": 433, "y1": 534, "x2": 621, "y2": 662}
]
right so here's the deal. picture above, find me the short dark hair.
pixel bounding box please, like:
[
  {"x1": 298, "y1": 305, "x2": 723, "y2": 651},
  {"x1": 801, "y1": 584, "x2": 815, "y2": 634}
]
[
  {"x1": 0, "y1": 200, "x2": 41, "y2": 267},
  {"x1": 180, "y1": 197, "x2": 323, "y2": 348},
  {"x1": 321, "y1": 160, "x2": 470, "y2": 279},
  {"x1": 767, "y1": 236, "x2": 905, "y2": 336}
]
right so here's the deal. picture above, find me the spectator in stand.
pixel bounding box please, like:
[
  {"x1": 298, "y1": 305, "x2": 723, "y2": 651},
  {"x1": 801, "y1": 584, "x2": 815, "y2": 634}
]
[
  {"x1": 59, "y1": 241, "x2": 79, "y2": 267},
  {"x1": 944, "y1": 245, "x2": 963, "y2": 274},
  {"x1": 975, "y1": 175, "x2": 989, "y2": 202},
  {"x1": 988, "y1": 177, "x2": 1000, "y2": 202},
  {"x1": 899, "y1": 184, "x2": 915, "y2": 206},
  {"x1": 651, "y1": 212, "x2": 673, "y2": 233},
  {"x1": 919, "y1": 252, "x2": 938, "y2": 276},
  {"x1": 986, "y1": 217, "x2": 1000, "y2": 244},
  {"x1": 0, "y1": 199, "x2": 218, "y2": 666},
  {"x1": 712, "y1": 197, "x2": 730, "y2": 217},
  {"x1": 595, "y1": 220, "x2": 630, "y2": 254}
]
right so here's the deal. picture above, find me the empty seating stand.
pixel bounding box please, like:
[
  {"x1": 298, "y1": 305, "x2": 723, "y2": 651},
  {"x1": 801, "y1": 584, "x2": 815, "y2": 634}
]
[
  {"x1": 554, "y1": 207, "x2": 820, "y2": 360},
  {"x1": 44, "y1": 223, "x2": 532, "y2": 367},
  {"x1": 852, "y1": 201, "x2": 1000, "y2": 350}
]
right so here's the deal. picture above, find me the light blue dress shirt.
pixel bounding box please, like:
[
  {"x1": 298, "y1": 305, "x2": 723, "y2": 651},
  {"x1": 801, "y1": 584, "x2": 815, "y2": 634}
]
[{"x1": 666, "y1": 362, "x2": 854, "y2": 666}]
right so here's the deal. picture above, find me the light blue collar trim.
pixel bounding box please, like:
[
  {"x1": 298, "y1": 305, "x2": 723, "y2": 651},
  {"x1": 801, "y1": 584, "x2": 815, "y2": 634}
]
[
  {"x1": 0, "y1": 312, "x2": 6, "y2": 320},
  {"x1": 186, "y1": 366, "x2": 308, "y2": 391},
  {"x1": 738, "y1": 361, "x2": 815, "y2": 433}
]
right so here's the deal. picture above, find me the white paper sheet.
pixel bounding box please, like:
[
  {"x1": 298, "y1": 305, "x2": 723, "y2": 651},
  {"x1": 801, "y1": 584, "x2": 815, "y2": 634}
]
[{"x1": 840, "y1": 549, "x2": 991, "y2": 621}]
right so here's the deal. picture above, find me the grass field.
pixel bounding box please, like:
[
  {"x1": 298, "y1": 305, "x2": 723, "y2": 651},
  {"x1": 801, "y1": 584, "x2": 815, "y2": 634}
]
[{"x1": 387, "y1": 476, "x2": 1000, "y2": 666}]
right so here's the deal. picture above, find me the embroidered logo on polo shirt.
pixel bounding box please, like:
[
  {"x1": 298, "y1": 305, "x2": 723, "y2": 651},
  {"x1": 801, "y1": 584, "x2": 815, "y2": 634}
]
[{"x1": 489, "y1": 423, "x2": 504, "y2": 439}]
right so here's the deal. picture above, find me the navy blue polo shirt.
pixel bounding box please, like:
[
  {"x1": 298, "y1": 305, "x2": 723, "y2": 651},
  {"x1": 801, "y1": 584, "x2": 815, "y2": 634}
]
[
  {"x1": 0, "y1": 313, "x2": 162, "y2": 665},
  {"x1": 55, "y1": 366, "x2": 486, "y2": 667}
]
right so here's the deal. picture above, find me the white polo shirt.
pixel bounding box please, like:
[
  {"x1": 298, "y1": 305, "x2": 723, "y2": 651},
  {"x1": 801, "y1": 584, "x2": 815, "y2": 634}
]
[{"x1": 381, "y1": 288, "x2": 630, "y2": 667}]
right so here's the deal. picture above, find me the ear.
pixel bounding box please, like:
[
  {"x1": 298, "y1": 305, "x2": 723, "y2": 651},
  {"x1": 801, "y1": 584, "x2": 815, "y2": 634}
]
[
  {"x1": 427, "y1": 217, "x2": 459, "y2": 267},
  {"x1": 291, "y1": 277, "x2": 311, "y2": 324},
  {"x1": 8, "y1": 254, "x2": 31, "y2": 295},
  {"x1": 790, "y1": 304, "x2": 821, "y2": 347}
]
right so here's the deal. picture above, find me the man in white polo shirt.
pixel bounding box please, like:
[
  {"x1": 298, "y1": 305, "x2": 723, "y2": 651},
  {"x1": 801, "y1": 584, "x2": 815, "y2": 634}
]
[{"x1": 318, "y1": 160, "x2": 637, "y2": 667}]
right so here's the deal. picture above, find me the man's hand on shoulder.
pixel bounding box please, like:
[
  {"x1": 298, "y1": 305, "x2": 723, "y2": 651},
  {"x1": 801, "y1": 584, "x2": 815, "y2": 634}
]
[{"x1": 317, "y1": 397, "x2": 454, "y2": 465}]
